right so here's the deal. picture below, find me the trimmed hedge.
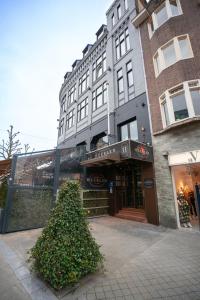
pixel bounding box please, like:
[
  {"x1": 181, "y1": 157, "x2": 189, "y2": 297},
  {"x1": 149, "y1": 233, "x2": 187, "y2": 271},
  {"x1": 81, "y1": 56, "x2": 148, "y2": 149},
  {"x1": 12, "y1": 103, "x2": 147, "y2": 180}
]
[{"x1": 29, "y1": 181, "x2": 103, "y2": 290}]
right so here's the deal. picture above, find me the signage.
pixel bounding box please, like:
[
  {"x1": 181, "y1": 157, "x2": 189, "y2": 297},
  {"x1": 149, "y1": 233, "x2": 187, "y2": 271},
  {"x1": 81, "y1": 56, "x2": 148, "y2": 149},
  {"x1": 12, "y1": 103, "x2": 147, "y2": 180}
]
[
  {"x1": 169, "y1": 150, "x2": 200, "y2": 166},
  {"x1": 87, "y1": 140, "x2": 130, "y2": 160},
  {"x1": 144, "y1": 178, "x2": 154, "y2": 189},
  {"x1": 86, "y1": 173, "x2": 107, "y2": 188},
  {"x1": 86, "y1": 140, "x2": 153, "y2": 163},
  {"x1": 130, "y1": 140, "x2": 153, "y2": 162}
]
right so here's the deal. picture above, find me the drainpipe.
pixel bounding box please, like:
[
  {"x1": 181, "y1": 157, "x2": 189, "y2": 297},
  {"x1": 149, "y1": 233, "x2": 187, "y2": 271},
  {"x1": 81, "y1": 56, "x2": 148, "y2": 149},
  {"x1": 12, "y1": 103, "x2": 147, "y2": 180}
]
[{"x1": 106, "y1": 82, "x2": 111, "y2": 140}]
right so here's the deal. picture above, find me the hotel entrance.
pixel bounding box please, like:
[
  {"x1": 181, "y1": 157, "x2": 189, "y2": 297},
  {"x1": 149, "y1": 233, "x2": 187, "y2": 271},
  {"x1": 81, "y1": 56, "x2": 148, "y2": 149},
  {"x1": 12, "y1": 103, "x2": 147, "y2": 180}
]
[{"x1": 81, "y1": 140, "x2": 159, "y2": 225}]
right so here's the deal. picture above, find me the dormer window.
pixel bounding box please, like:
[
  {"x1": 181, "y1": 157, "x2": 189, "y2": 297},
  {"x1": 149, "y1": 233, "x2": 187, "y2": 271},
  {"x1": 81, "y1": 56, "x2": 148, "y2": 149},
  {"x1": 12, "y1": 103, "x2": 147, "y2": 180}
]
[{"x1": 96, "y1": 25, "x2": 107, "y2": 40}]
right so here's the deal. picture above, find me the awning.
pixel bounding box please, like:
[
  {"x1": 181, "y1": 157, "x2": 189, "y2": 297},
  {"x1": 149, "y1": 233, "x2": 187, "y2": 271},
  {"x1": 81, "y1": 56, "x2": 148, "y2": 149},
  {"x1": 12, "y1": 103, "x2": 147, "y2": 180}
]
[
  {"x1": 80, "y1": 152, "x2": 120, "y2": 167},
  {"x1": 80, "y1": 140, "x2": 153, "y2": 168}
]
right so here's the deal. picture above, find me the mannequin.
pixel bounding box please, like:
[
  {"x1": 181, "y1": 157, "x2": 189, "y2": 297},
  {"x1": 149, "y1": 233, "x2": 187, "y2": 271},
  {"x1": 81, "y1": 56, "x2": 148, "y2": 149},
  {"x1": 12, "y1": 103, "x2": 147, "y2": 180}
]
[{"x1": 177, "y1": 191, "x2": 192, "y2": 228}]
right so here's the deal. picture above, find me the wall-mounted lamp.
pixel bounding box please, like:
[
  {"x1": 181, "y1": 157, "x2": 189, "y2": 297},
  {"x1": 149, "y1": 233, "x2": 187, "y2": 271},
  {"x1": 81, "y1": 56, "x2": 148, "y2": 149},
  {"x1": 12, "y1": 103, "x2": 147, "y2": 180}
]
[
  {"x1": 107, "y1": 66, "x2": 112, "y2": 72},
  {"x1": 162, "y1": 151, "x2": 169, "y2": 157}
]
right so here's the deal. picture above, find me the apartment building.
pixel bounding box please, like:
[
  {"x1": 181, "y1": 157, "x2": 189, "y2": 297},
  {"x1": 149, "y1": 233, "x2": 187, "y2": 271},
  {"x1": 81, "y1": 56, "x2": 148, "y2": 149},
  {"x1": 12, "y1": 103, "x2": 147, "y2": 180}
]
[
  {"x1": 133, "y1": 0, "x2": 200, "y2": 228},
  {"x1": 57, "y1": 0, "x2": 158, "y2": 225}
]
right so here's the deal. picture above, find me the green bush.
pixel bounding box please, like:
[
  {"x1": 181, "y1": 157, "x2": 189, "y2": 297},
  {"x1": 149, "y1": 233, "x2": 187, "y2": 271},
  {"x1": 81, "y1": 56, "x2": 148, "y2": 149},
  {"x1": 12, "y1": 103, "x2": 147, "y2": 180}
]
[{"x1": 29, "y1": 181, "x2": 103, "y2": 290}]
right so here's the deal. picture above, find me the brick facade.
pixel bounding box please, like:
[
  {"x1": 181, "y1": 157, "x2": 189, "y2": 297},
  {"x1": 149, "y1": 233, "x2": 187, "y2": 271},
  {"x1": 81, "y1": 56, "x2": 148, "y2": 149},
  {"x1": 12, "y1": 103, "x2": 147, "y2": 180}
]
[{"x1": 133, "y1": 0, "x2": 200, "y2": 228}]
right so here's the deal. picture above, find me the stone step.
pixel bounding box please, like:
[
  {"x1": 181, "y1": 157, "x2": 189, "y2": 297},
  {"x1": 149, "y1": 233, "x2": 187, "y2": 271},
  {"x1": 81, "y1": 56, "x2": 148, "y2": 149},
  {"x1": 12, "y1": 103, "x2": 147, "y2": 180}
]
[
  {"x1": 115, "y1": 209, "x2": 147, "y2": 223},
  {"x1": 115, "y1": 214, "x2": 147, "y2": 223}
]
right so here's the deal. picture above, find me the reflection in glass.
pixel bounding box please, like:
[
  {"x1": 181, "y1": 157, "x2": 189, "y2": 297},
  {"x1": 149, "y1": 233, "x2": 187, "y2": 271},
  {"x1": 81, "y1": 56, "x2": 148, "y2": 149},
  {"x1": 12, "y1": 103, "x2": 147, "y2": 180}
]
[{"x1": 171, "y1": 92, "x2": 189, "y2": 121}]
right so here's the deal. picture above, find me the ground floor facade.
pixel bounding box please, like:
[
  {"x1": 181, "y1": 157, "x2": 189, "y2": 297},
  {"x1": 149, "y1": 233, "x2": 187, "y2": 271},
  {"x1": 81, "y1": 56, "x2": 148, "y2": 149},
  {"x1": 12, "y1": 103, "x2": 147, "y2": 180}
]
[
  {"x1": 81, "y1": 139, "x2": 159, "y2": 226},
  {"x1": 153, "y1": 121, "x2": 200, "y2": 229}
]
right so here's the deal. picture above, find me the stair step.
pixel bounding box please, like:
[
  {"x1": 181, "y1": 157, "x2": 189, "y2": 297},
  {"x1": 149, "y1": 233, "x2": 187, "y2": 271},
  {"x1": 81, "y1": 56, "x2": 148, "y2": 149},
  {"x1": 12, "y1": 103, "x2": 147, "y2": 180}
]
[
  {"x1": 115, "y1": 214, "x2": 147, "y2": 223},
  {"x1": 118, "y1": 210, "x2": 145, "y2": 216}
]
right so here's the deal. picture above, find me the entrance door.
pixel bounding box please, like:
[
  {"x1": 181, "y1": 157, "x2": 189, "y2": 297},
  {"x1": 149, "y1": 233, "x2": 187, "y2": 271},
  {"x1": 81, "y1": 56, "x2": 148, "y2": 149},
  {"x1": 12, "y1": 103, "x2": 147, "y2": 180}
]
[{"x1": 115, "y1": 164, "x2": 144, "y2": 210}]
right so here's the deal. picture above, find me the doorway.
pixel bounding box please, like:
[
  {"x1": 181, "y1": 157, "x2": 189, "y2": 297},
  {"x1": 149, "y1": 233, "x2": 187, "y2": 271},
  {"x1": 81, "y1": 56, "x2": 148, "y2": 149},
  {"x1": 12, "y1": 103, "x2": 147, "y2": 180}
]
[{"x1": 115, "y1": 163, "x2": 144, "y2": 210}]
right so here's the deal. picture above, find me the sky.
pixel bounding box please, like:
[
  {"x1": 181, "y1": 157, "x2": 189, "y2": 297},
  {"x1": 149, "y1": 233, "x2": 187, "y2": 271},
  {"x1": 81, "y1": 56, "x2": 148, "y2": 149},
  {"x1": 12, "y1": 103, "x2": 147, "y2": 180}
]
[{"x1": 0, "y1": 0, "x2": 113, "y2": 155}]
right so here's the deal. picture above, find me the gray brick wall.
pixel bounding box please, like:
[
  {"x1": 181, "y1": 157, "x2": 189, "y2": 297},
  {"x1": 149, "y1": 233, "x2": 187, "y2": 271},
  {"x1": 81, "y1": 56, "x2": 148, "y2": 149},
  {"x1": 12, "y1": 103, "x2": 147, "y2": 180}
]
[{"x1": 153, "y1": 121, "x2": 200, "y2": 228}]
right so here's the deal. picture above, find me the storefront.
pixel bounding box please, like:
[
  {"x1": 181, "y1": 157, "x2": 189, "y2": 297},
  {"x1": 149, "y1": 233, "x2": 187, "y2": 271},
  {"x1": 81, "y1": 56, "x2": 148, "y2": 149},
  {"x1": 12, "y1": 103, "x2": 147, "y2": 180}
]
[
  {"x1": 169, "y1": 150, "x2": 200, "y2": 230},
  {"x1": 81, "y1": 140, "x2": 159, "y2": 225}
]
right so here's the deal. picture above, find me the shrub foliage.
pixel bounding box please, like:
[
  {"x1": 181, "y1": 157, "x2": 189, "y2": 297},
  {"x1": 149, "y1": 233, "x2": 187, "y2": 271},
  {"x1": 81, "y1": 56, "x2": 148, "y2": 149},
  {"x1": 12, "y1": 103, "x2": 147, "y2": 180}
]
[{"x1": 29, "y1": 181, "x2": 103, "y2": 290}]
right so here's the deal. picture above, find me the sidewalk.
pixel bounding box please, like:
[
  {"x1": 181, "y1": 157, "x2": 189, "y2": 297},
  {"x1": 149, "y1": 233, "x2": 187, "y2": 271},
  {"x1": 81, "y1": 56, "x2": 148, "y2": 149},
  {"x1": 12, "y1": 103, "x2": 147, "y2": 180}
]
[{"x1": 0, "y1": 217, "x2": 200, "y2": 300}]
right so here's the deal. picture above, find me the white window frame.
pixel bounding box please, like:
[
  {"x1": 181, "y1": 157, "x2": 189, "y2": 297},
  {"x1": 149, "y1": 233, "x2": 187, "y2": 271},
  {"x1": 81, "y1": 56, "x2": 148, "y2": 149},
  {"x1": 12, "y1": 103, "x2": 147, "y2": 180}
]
[
  {"x1": 117, "y1": 4, "x2": 122, "y2": 20},
  {"x1": 153, "y1": 34, "x2": 194, "y2": 77},
  {"x1": 160, "y1": 80, "x2": 200, "y2": 128},
  {"x1": 66, "y1": 109, "x2": 75, "y2": 130},
  {"x1": 148, "y1": 0, "x2": 183, "y2": 38},
  {"x1": 124, "y1": 0, "x2": 128, "y2": 11}
]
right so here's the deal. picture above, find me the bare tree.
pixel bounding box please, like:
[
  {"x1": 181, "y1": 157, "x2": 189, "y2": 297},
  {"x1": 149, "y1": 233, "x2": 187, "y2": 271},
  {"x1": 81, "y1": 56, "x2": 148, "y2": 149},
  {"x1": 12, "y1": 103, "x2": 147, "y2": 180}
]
[
  {"x1": 0, "y1": 125, "x2": 22, "y2": 159},
  {"x1": 24, "y1": 144, "x2": 35, "y2": 154}
]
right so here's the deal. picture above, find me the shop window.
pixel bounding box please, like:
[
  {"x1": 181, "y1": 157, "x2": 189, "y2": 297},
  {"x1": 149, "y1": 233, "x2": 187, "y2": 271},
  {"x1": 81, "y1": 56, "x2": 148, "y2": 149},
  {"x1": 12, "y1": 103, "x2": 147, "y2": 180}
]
[
  {"x1": 119, "y1": 119, "x2": 138, "y2": 141},
  {"x1": 148, "y1": 0, "x2": 182, "y2": 38},
  {"x1": 172, "y1": 164, "x2": 200, "y2": 229},
  {"x1": 153, "y1": 35, "x2": 193, "y2": 77},
  {"x1": 160, "y1": 80, "x2": 200, "y2": 128}
]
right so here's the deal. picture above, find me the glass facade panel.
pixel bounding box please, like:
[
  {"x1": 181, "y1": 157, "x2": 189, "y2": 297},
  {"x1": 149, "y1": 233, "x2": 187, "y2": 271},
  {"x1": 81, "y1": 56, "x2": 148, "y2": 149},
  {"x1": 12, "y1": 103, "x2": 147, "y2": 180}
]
[
  {"x1": 170, "y1": 0, "x2": 179, "y2": 16},
  {"x1": 163, "y1": 101, "x2": 170, "y2": 126},
  {"x1": 121, "y1": 124, "x2": 129, "y2": 141},
  {"x1": 179, "y1": 37, "x2": 191, "y2": 59},
  {"x1": 191, "y1": 89, "x2": 200, "y2": 116},
  {"x1": 163, "y1": 42, "x2": 176, "y2": 67},
  {"x1": 130, "y1": 121, "x2": 138, "y2": 141},
  {"x1": 171, "y1": 92, "x2": 189, "y2": 121},
  {"x1": 155, "y1": 3, "x2": 168, "y2": 27}
]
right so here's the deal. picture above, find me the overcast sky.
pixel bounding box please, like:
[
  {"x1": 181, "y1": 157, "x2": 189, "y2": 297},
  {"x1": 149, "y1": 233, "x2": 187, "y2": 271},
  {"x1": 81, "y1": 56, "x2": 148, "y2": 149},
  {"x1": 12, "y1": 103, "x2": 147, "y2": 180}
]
[{"x1": 0, "y1": 0, "x2": 113, "y2": 155}]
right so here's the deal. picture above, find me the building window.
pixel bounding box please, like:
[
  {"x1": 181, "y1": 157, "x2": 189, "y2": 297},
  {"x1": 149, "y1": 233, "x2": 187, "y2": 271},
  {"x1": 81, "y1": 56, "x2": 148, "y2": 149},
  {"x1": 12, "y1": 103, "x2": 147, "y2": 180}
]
[
  {"x1": 59, "y1": 118, "x2": 64, "y2": 137},
  {"x1": 77, "y1": 98, "x2": 88, "y2": 122},
  {"x1": 117, "y1": 69, "x2": 124, "y2": 94},
  {"x1": 92, "y1": 52, "x2": 106, "y2": 82},
  {"x1": 153, "y1": 35, "x2": 193, "y2": 77},
  {"x1": 78, "y1": 70, "x2": 89, "y2": 95},
  {"x1": 160, "y1": 80, "x2": 200, "y2": 128},
  {"x1": 112, "y1": 14, "x2": 115, "y2": 27},
  {"x1": 61, "y1": 95, "x2": 66, "y2": 114},
  {"x1": 117, "y1": 5, "x2": 122, "y2": 19},
  {"x1": 68, "y1": 85, "x2": 76, "y2": 105},
  {"x1": 126, "y1": 61, "x2": 134, "y2": 87},
  {"x1": 124, "y1": 0, "x2": 128, "y2": 10},
  {"x1": 120, "y1": 119, "x2": 138, "y2": 141},
  {"x1": 148, "y1": 0, "x2": 182, "y2": 38},
  {"x1": 92, "y1": 82, "x2": 107, "y2": 111},
  {"x1": 91, "y1": 133, "x2": 108, "y2": 151},
  {"x1": 66, "y1": 109, "x2": 74, "y2": 130},
  {"x1": 115, "y1": 28, "x2": 130, "y2": 60}
]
